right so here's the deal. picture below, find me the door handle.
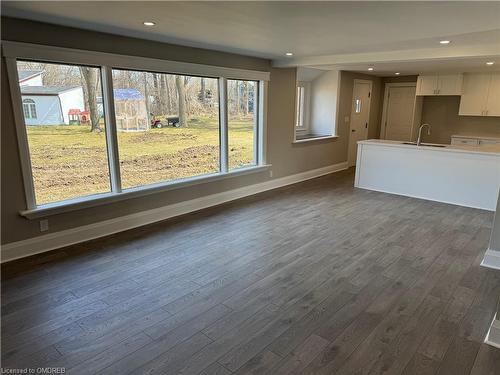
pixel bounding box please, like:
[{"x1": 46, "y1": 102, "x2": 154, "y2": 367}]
[{"x1": 352, "y1": 129, "x2": 356, "y2": 132}]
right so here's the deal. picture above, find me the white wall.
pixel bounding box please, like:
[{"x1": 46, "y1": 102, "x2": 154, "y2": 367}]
[
  {"x1": 22, "y1": 95, "x2": 63, "y2": 125},
  {"x1": 310, "y1": 70, "x2": 340, "y2": 136},
  {"x1": 20, "y1": 75, "x2": 43, "y2": 86},
  {"x1": 59, "y1": 88, "x2": 85, "y2": 124},
  {"x1": 297, "y1": 67, "x2": 326, "y2": 82}
]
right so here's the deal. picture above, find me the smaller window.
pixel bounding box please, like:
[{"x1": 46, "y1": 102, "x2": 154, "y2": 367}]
[
  {"x1": 295, "y1": 82, "x2": 310, "y2": 133},
  {"x1": 355, "y1": 98, "x2": 362, "y2": 114},
  {"x1": 296, "y1": 86, "x2": 305, "y2": 128},
  {"x1": 22, "y1": 99, "x2": 37, "y2": 119}
]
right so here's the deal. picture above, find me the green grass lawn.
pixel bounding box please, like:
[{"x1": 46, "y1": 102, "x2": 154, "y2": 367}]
[{"x1": 26, "y1": 116, "x2": 255, "y2": 204}]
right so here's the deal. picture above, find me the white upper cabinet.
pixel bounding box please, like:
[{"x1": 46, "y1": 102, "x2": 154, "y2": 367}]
[
  {"x1": 459, "y1": 73, "x2": 500, "y2": 116},
  {"x1": 485, "y1": 73, "x2": 500, "y2": 117},
  {"x1": 416, "y1": 74, "x2": 463, "y2": 96},
  {"x1": 416, "y1": 75, "x2": 438, "y2": 95},
  {"x1": 436, "y1": 74, "x2": 464, "y2": 95}
]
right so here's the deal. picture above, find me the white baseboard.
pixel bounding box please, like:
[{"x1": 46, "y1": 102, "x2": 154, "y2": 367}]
[
  {"x1": 485, "y1": 314, "x2": 500, "y2": 349},
  {"x1": 1, "y1": 162, "x2": 348, "y2": 263},
  {"x1": 481, "y1": 249, "x2": 500, "y2": 271}
]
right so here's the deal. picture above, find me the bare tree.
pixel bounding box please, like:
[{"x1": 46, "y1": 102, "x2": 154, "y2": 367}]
[
  {"x1": 200, "y1": 78, "x2": 206, "y2": 104},
  {"x1": 161, "y1": 75, "x2": 173, "y2": 114},
  {"x1": 79, "y1": 67, "x2": 101, "y2": 132},
  {"x1": 175, "y1": 75, "x2": 187, "y2": 127},
  {"x1": 242, "y1": 81, "x2": 249, "y2": 116},
  {"x1": 152, "y1": 73, "x2": 161, "y2": 114},
  {"x1": 235, "y1": 81, "x2": 241, "y2": 115}
]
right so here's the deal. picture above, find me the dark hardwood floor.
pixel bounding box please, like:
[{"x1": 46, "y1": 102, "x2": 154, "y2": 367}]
[{"x1": 2, "y1": 168, "x2": 500, "y2": 374}]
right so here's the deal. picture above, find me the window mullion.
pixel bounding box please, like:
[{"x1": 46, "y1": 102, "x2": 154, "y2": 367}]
[
  {"x1": 253, "y1": 83, "x2": 259, "y2": 165},
  {"x1": 258, "y1": 80, "x2": 267, "y2": 165},
  {"x1": 101, "y1": 66, "x2": 122, "y2": 193},
  {"x1": 219, "y1": 77, "x2": 229, "y2": 173}
]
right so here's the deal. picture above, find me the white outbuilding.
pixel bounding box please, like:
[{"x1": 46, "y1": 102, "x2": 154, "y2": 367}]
[{"x1": 20, "y1": 85, "x2": 85, "y2": 125}]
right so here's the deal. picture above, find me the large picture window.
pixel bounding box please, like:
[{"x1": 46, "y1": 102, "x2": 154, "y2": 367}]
[
  {"x1": 112, "y1": 69, "x2": 220, "y2": 189},
  {"x1": 227, "y1": 79, "x2": 258, "y2": 170},
  {"x1": 5, "y1": 42, "x2": 268, "y2": 214},
  {"x1": 16, "y1": 60, "x2": 111, "y2": 205}
]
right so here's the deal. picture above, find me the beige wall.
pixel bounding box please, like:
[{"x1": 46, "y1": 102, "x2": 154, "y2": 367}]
[
  {"x1": 421, "y1": 96, "x2": 500, "y2": 144},
  {"x1": 1, "y1": 18, "x2": 377, "y2": 245},
  {"x1": 377, "y1": 75, "x2": 500, "y2": 144},
  {"x1": 382, "y1": 75, "x2": 418, "y2": 84}
]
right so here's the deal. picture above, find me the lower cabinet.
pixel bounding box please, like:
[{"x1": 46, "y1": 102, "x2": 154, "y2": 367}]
[{"x1": 451, "y1": 135, "x2": 500, "y2": 146}]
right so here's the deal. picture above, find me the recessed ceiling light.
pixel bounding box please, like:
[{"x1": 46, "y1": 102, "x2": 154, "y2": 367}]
[
  {"x1": 395, "y1": 72, "x2": 401, "y2": 75},
  {"x1": 143, "y1": 21, "x2": 156, "y2": 26},
  {"x1": 439, "y1": 40, "x2": 451, "y2": 45},
  {"x1": 486, "y1": 61, "x2": 495, "y2": 65},
  {"x1": 367, "y1": 67, "x2": 374, "y2": 71},
  {"x1": 285, "y1": 52, "x2": 293, "y2": 56}
]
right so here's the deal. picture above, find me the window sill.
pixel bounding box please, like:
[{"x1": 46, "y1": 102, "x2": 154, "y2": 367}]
[
  {"x1": 293, "y1": 134, "x2": 338, "y2": 143},
  {"x1": 20, "y1": 164, "x2": 272, "y2": 219}
]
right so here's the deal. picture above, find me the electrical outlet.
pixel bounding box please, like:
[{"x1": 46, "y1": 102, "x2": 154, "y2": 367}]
[
  {"x1": 269, "y1": 170, "x2": 273, "y2": 178},
  {"x1": 40, "y1": 219, "x2": 49, "y2": 232}
]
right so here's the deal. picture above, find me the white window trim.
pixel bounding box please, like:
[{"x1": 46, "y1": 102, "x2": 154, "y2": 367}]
[
  {"x1": 3, "y1": 41, "x2": 270, "y2": 218},
  {"x1": 22, "y1": 99, "x2": 37, "y2": 119},
  {"x1": 2, "y1": 41, "x2": 270, "y2": 81},
  {"x1": 295, "y1": 81, "x2": 311, "y2": 134}
]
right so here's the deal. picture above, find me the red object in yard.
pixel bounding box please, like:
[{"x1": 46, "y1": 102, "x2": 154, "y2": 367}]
[
  {"x1": 80, "y1": 111, "x2": 89, "y2": 122},
  {"x1": 68, "y1": 109, "x2": 90, "y2": 124},
  {"x1": 68, "y1": 109, "x2": 81, "y2": 115}
]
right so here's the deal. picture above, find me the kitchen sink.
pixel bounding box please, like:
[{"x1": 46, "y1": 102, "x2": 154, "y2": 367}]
[{"x1": 402, "y1": 142, "x2": 447, "y2": 148}]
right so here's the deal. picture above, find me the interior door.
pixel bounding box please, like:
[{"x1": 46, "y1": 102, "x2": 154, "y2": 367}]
[
  {"x1": 383, "y1": 85, "x2": 416, "y2": 141},
  {"x1": 348, "y1": 80, "x2": 372, "y2": 167}
]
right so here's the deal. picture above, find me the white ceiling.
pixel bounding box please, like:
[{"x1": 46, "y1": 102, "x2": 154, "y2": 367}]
[
  {"x1": 2, "y1": 1, "x2": 500, "y2": 75},
  {"x1": 315, "y1": 55, "x2": 500, "y2": 77}
]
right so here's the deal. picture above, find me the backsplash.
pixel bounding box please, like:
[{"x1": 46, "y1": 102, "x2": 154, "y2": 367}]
[{"x1": 421, "y1": 96, "x2": 500, "y2": 144}]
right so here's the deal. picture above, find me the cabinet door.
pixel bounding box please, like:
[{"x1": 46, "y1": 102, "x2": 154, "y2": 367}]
[
  {"x1": 486, "y1": 73, "x2": 500, "y2": 116},
  {"x1": 437, "y1": 74, "x2": 463, "y2": 95},
  {"x1": 451, "y1": 137, "x2": 479, "y2": 146},
  {"x1": 416, "y1": 75, "x2": 438, "y2": 95},
  {"x1": 479, "y1": 139, "x2": 500, "y2": 145},
  {"x1": 459, "y1": 74, "x2": 490, "y2": 116}
]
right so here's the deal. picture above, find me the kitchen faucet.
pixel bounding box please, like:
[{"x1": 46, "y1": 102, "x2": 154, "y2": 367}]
[{"x1": 416, "y1": 123, "x2": 431, "y2": 146}]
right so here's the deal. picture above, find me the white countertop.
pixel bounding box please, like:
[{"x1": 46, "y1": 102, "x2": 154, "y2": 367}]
[{"x1": 358, "y1": 139, "x2": 500, "y2": 156}]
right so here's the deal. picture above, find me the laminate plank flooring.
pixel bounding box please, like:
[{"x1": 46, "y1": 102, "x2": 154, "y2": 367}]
[{"x1": 2, "y1": 168, "x2": 499, "y2": 374}]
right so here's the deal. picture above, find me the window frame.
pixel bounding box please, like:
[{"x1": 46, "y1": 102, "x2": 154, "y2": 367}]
[
  {"x1": 22, "y1": 98, "x2": 37, "y2": 119},
  {"x1": 3, "y1": 41, "x2": 270, "y2": 218}
]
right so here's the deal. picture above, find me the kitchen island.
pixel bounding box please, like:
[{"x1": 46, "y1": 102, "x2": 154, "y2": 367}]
[{"x1": 354, "y1": 139, "x2": 500, "y2": 211}]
